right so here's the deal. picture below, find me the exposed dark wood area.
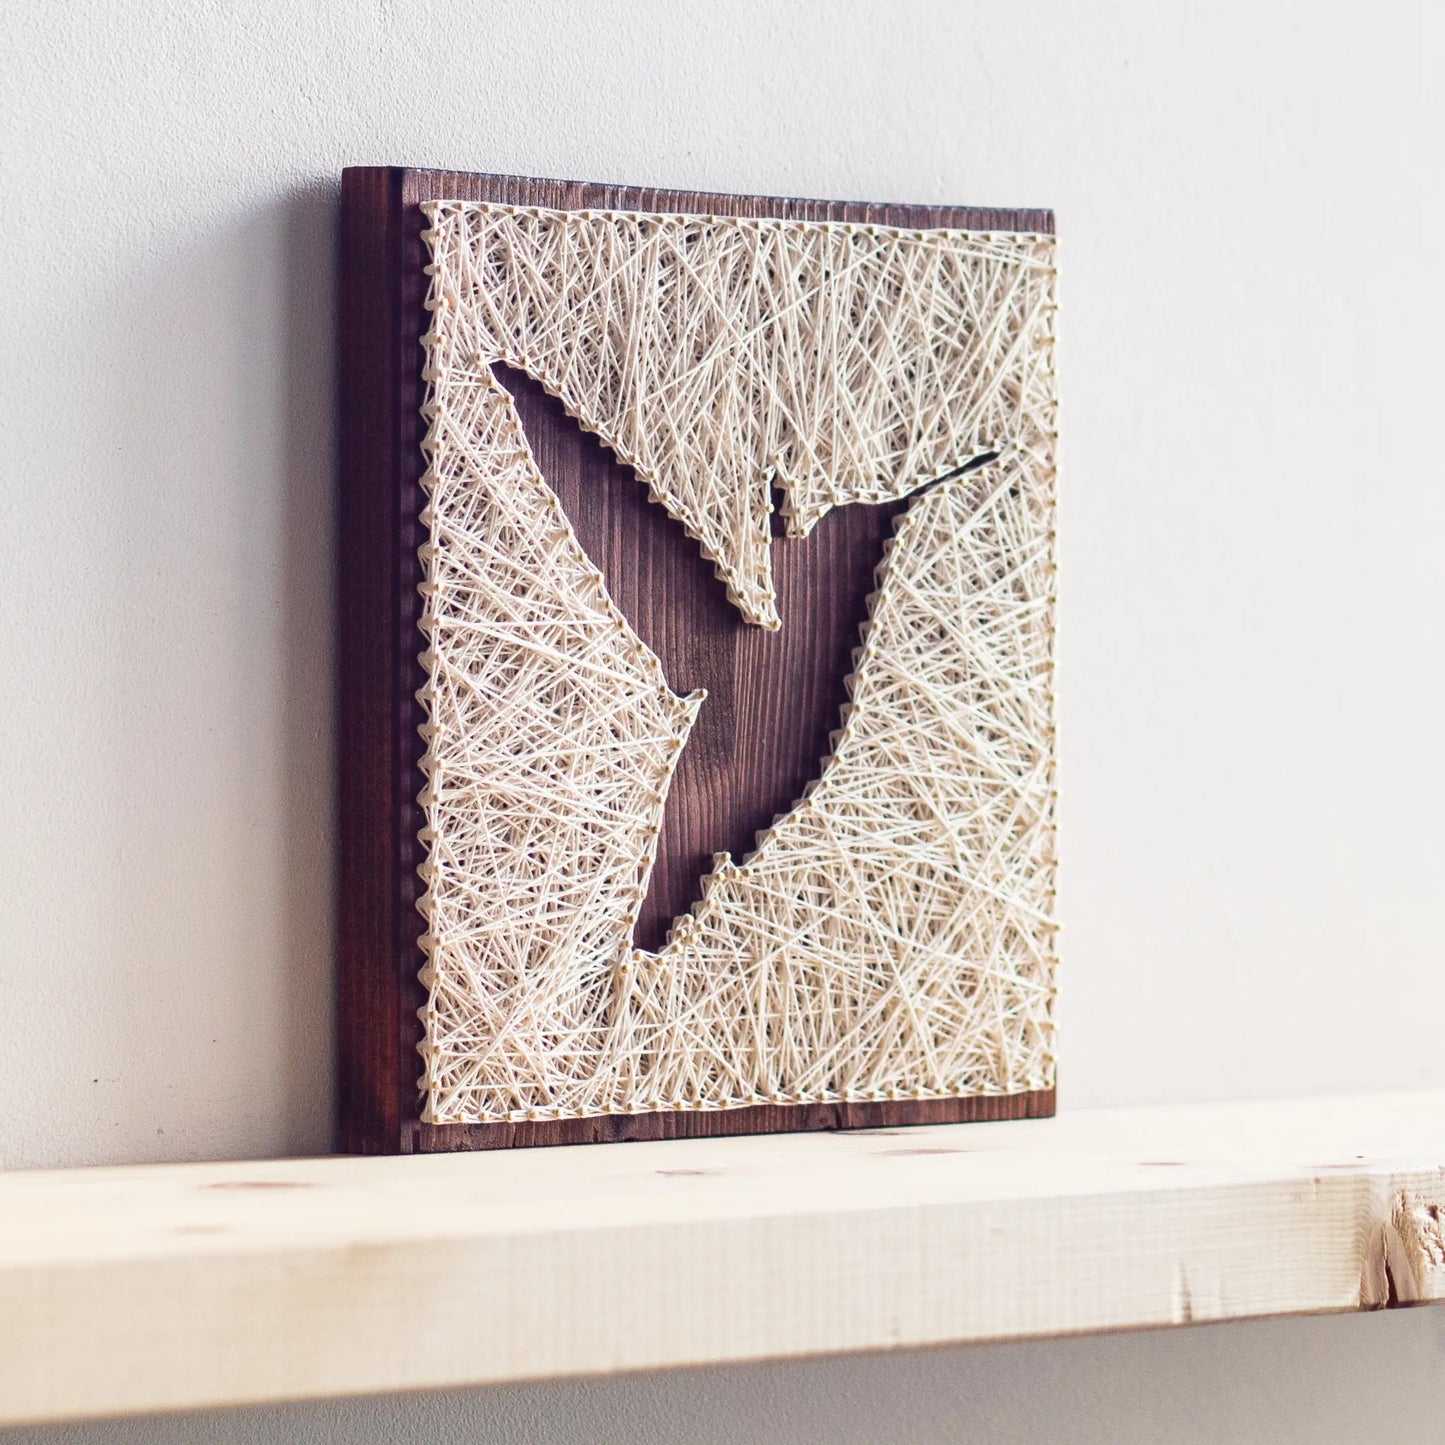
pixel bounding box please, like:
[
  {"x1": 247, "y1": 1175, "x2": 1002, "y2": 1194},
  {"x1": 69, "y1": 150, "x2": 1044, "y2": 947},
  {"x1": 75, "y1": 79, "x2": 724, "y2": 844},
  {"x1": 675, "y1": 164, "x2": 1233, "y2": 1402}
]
[
  {"x1": 411, "y1": 1089, "x2": 1057, "y2": 1154},
  {"x1": 337, "y1": 166, "x2": 1056, "y2": 1153},
  {"x1": 501, "y1": 363, "x2": 917, "y2": 954}
]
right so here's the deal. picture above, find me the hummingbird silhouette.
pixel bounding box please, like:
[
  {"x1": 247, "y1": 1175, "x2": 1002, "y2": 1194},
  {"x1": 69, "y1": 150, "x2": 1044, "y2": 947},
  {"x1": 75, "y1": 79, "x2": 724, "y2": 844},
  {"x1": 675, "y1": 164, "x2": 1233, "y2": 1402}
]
[{"x1": 499, "y1": 363, "x2": 990, "y2": 953}]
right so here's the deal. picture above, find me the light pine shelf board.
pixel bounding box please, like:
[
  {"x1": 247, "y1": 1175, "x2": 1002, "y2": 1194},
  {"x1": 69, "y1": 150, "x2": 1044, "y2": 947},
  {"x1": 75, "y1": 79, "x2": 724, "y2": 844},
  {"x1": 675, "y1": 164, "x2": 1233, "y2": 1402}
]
[{"x1": 2, "y1": 1092, "x2": 1443, "y2": 1425}]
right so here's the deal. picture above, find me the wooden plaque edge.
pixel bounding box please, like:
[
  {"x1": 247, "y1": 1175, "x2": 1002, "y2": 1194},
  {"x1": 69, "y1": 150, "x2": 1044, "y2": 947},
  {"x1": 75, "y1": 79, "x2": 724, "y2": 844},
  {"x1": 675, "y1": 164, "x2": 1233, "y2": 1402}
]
[{"x1": 336, "y1": 165, "x2": 1057, "y2": 1154}]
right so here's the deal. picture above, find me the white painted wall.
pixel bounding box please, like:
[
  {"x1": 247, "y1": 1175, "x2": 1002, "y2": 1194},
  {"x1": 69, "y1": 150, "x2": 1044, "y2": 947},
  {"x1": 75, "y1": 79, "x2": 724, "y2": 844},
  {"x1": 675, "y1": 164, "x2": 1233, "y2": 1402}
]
[{"x1": 2, "y1": 1, "x2": 1442, "y2": 1439}]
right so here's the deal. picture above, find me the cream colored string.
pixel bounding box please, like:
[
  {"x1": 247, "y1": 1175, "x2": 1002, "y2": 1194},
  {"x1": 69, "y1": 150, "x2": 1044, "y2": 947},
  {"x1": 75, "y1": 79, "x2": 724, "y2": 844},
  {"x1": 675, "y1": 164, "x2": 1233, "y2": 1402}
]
[{"x1": 418, "y1": 202, "x2": 1058, "y2": 1123}]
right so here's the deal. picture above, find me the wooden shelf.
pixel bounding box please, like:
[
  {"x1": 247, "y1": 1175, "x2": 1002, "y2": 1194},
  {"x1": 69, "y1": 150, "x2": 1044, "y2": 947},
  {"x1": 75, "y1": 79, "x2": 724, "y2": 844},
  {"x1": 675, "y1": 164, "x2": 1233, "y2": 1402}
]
[{"x1": 2, "y1": 1091, "x2": 1443, "y2": 1425}]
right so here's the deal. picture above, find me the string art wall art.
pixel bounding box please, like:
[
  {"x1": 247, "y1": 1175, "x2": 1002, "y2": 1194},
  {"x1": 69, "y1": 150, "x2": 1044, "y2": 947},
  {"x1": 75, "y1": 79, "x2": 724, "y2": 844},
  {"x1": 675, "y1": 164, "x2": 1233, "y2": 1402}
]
[{"x1": 338, "y1": 169, "x2": 1059, "y2": 1153}]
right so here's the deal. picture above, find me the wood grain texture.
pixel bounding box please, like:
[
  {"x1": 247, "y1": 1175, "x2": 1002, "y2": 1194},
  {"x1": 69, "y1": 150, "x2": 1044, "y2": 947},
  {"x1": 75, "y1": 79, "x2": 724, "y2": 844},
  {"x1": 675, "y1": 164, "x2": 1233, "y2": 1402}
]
[
  {"x1": 5, "y1": 1093, "x2": 1444, "y2": 1424},
  {"x1": 337, "y1": 167, "x2": 1057, "y2": 1154},
  {"x1": 337, "y1": 166, "x2": 409, "y2": 1156}
]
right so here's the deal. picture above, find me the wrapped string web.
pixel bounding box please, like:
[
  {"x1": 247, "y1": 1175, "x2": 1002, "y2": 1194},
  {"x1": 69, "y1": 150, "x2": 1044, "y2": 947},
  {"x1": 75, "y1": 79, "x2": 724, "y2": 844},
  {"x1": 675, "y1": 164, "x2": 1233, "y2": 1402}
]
[{"x1": 419, "y1": 201, "x2": 1058, "y2": 1124}]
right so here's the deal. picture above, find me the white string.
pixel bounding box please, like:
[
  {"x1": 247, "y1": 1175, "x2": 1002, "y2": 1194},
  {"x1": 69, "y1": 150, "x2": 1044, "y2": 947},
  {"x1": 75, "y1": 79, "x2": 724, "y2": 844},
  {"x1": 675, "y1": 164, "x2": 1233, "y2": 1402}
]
[
  {"x1": 426, "y1": 202, "x2": 1056, "y2": 628},
  {"x1": 418, "y1": 201, "x2": 1058, "y2": 1124}
]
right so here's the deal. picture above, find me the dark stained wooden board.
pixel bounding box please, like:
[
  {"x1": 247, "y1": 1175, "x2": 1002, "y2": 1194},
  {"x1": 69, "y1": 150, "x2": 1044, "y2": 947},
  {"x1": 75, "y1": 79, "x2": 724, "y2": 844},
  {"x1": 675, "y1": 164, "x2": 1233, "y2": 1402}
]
[{"x1": 337, "y1": 167, "x2": 1056, "y2": 1154}]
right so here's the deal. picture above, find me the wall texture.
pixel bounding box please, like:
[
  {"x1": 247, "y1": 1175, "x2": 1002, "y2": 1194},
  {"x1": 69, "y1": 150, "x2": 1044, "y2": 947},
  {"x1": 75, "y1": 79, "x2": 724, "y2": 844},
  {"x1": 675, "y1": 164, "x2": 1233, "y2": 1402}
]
[{"x1": 2, "y1": 1, "x2": 1442, "y2": 1440}]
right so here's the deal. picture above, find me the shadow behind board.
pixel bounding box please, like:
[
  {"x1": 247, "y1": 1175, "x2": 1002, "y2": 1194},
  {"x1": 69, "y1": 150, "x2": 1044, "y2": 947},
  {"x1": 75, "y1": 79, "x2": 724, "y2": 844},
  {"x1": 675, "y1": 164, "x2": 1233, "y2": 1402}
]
[{"x1": 337, "y1": 166, "x2": 1057, "y2": 1153}]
